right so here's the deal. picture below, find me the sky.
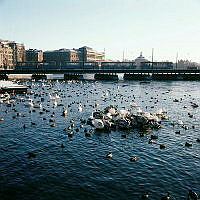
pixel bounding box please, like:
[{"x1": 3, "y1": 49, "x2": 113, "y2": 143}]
[{"x1": 0, "y1": 0, "x2": 200, "y2": 62}]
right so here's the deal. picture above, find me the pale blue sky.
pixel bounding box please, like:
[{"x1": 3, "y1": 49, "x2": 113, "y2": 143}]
[{"x1": 0, "y1": 0, "x2": 200, "y2": 62}]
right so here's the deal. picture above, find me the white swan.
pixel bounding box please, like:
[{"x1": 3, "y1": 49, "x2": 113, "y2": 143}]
[
  {"x1": 24, "y1": 99, "x2": 33, "y2": 107},
  {"x1": 92, "y1": 119, "x2": 104, "y2": 129},
  {"x1": 130, "y1": 102, "x2": 137, "y2": 108},
  {"x1": 53, "y1": 101, "x2": 57, "y2": 107},
  {"x1": 108, "y1": 108, "x2": 116, "y2": 115},
  {"x1": 177, "y1": 119, "x2": 183, "y2": 125},
  {"x1": 33, "y1": 103, "x2": 42, "y2": 109},
  {"x1": 78, "y1": 104, "x2": 83, "y2": 112},
  {"x1": 119, "y1": 109, "x2": 129, "y2": 117},
  {"x1": 62, "y1": 108, "x2": 68, "y2": 116},
  {"x1": 49, "y1": 94, "x2": 60, "y2": 100}
]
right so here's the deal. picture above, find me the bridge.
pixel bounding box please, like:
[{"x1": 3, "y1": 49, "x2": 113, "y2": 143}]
[
  {"x1": 0, "y1": 62, "x2": 200, "y2": 80},
  {"x1": 1, "y1": 68, "x2": 200, "y2": 74}
]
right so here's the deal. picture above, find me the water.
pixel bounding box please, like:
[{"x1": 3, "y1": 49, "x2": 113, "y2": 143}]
[{"x1": 0, "y1": 80, "x2": 200, "y2": 200}]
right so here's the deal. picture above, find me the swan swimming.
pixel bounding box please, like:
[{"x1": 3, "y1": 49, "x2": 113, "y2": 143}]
[{"x1": 78, "y1": 104, "x2": 83, "y2": 112}]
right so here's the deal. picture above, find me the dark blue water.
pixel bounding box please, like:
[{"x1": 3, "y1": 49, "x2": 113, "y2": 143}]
[{"x1": 0, "y1": 80, "x2": 200, "y2": 200}]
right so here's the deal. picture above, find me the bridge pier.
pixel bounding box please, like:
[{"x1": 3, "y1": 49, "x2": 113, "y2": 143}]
[
  {"x1": 0, "y1": 74, "x2": 8, "y2": 80},
  {"x1": 183, "y1": 74, "x2": 200, "y2": 80},
  {"x1": 94, "y1": 73, "x2": 119, "y2": 81},
  {"x1": 152, "y1": 73, "x2": 176, "y2": 80},
  {"x1": 32, "y1": 74, "x2": 47, "y2": 80},
  {"x1": 124, "y1": 73, "x2": 151, "y2": 80},
  {"x1": 152, "y1": 73, "x2": 177, "y2": 80},
  {"x1": 64, "y1": 74, "x2": 84, "y2": 80},
  {"x1": 152, "y1": 73, "x2": 200, "y2": 80}
]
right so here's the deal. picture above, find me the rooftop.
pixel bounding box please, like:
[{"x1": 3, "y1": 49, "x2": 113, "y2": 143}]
[
  {"x1": 134, "y1": 52, "x2": 149, "y2": 63},
  {"x1": 44, "y1": 48, "x2": 77, "y2": 53}
]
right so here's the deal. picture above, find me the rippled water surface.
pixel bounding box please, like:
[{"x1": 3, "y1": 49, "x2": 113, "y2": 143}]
[{"x1": 0, "y1": 80, "x2": 200, "y2": 200}]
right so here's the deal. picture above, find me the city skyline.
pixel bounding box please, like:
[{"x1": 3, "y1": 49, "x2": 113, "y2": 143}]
[{"x1": 0, "y1": 0, "x2": 200, "y2": 62}]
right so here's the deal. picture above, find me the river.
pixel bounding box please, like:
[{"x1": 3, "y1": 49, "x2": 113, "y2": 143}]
[{"x1": 0, "y1": 80, "x2": 199, "y2": 200}]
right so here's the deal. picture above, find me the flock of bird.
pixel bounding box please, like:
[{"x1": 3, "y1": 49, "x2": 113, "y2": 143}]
[{"x1": 0, "y1": 79, "x2": 199, "y2": 199}]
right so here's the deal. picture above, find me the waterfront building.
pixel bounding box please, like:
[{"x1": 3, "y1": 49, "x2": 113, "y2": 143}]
[
  {"x1": 134, "y1": 52, "x2": 149, "y2": 68},
  {"x1": 21, "y1": 46, "x2": 104, "y2": 67},
  {"x1": 78, "y1": 46, "x2": 104, "y2": 62},
  {"x1": 134, "y1": 52, "x2": 149, "y2": 64},
  {"x1": 8, "y1": 42, "x2": 26, "y2": 65},
  {"x1": 26, "y1": 49, "x2": 43, "y2": 63},
  {"x1": 43, "y1": 49, "x2": 79, "y2": 65},
  {"x1": 133, "y1": 52, "x2": 150, "y2": 69},
  {"x1": 133, "y1": 52, "x2": 173, "y2": 69},
  {"x1": 0, "y1": 39, "x2": 26, "y2": 67},
  {"x1": 0, "y1": 44, "x2": 3, "y2": 68},
  {"x1": 0, "y1": 42, "x2": 13, "y2": 69},
  {"x1": 176, "y1": 59, "x2": 199, "y2": 70}
]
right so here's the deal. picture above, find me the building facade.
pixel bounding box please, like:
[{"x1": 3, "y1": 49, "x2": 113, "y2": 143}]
[
  {"x1": 43, "y1": 47, "x2": 104, "y2": 65},
  {"x1": 43, "y1": 49, "x2": 79, "y2": 65},
  {"x1": 176, "y1": 59, "x2": 200, "y2": 70},
  {"x1": 0, "y1": 39, "x2": 26, "y2": 68},
  {"x1": 26, "y1": 49, "x2": 43, "y2": 63},
  {"x1": 8, "y1": 42, "x2": 26, "y2": 65},
  {"x1": 133, "y1": 52, "x2": 173, "y2": 69},
  {"x1": 134, "y1": 52, "x2": 149, "y2": 68},
  {"x1": 0, "y1": 41, "x2": 105, "y2": 68},
  {"x1": 78, "y1": 46, "x2": 104, "y2": 62},
  {"x1": 0, "y1": 42, "x2": 13, "y2": 69}
]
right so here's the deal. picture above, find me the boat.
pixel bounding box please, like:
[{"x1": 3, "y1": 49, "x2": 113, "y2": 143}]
[{"x1": 0, "y1": 81, "x2": 29, "y2": 94}]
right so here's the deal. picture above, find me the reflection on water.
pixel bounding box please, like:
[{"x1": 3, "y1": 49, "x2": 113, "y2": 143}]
[{"x1": 0, "y1": 80, "x2": 200, "y2": 200}]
